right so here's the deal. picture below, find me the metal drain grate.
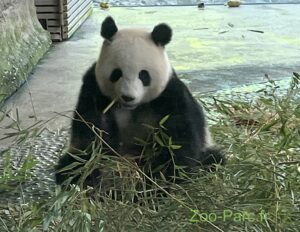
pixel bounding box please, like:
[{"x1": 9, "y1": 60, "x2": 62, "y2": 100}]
[{"x1": 0, "y1": 129, "x2": 68, "y2": 204}]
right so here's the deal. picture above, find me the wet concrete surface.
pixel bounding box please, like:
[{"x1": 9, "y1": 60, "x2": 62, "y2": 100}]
[
  {"x1": 1, "y1": 4, "x2": 300, "y2": 147},
  {"x1": 95, "y1": 0, "x2": 300, "y2": 6}
]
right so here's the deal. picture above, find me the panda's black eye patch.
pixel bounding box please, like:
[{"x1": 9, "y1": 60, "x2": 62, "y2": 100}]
[
  {"x1": 139, "y1": 70, "x2": 151, "y2": 86},
  {"x1": 110, "y1": 68, "x2": 122, "y2": 82}
]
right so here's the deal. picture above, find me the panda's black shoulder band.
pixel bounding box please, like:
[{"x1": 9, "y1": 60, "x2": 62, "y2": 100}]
[
  {"x1": 151, "y1": 23, "x2": 172, "y2": 46},
  {"x1": 101, "y1": 16, "x2": 118, "y2": 41}
]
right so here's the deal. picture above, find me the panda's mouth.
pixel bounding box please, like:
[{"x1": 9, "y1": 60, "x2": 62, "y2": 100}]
[
  {"x1": 115, "y1": 97, "x2": 138, "y2": 110},
  {"x1": 120, "y1": 103, "x2": 137, "y2": 110}
]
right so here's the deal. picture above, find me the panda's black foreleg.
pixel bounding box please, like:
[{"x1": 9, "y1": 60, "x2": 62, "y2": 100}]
[
  {"x1": 55, "y1": 150, "x2": 87, "y2": 185},
  {"x1": 55, "y1": 63, "x2": 114, "y2": 185},
  {"x1": 150, "y1": 79, "x2": 225, "y2": 178},
  {"x1": 55, "y1": 108, "x2": 101, "y2": 184}
]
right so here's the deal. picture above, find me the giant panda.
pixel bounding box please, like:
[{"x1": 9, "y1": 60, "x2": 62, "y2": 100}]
[{"x1": 55, "y1": 16, "x2": 224, "y2": 185}]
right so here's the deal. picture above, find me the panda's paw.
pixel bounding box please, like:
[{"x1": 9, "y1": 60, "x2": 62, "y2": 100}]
[
  {"x1": 200, "y1": 146, "x2": 225, "y2": 168},
  {"x1": 55, "y1": 169, "x2": 71, "y2": 185},
  {"x1": 54, "y1": 154, "x2": 80, "y2": 185}
]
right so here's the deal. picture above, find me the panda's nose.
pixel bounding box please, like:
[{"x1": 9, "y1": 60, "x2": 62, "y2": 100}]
[{"x1": 121, "y1": 95, "x2": 135, "y2": 102}]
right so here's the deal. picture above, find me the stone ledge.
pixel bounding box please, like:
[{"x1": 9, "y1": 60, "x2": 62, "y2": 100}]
[{"x1": 0, "y1": 0, "x2": 51, "y2": 105}]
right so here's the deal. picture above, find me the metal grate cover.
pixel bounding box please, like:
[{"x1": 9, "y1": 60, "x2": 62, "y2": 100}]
[{"x1": 0, "y1": 129, "x2": 68, "y2": 205}]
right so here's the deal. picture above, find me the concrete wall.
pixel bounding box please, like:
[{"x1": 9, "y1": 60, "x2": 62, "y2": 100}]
[{"x1": 0, "y1": 0, "x2": 51, "y2": 105}]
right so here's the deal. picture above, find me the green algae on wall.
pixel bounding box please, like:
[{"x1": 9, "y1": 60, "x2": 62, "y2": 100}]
[{"x1": 0, "y1": 0, "x2": 51, "y2": 104}]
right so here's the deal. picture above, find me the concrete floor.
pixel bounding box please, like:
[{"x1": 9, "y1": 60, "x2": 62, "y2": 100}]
[{"x1": 1, "y1": 4, "x2": 300, "y2": 147}]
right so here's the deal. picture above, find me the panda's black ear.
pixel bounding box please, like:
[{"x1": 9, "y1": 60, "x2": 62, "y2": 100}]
[
  {"x1": 151, "y1": 23, "x2": 172, "y2": 46},
  {"x1": 101, "y1": 16, "x2": 118, "y2": 41}
]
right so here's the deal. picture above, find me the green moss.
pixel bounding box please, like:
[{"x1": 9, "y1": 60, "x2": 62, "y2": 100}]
[{"x1": 0, "y1": 1, "x2": 51, "y2": 105}]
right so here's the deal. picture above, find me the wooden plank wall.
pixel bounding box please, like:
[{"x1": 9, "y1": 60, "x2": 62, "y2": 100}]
[{"x1": 34, "y1": 0, "x2": 93, "y2": 41}]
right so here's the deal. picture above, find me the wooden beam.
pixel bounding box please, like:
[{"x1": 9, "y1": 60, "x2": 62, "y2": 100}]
[
  {"x1": 36, "y1": 6, "x2": 59, "y2": 13},
  {"x1": 35, "y1": 0, "x2": 58, "y2": 6}
]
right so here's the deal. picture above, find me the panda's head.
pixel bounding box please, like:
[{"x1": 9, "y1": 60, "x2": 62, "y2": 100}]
[{"x1": 95, "y1": 16, "x2": 173, "y2": 110}]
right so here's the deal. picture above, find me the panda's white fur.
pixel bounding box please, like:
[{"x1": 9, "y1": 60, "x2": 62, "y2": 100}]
[
  {"x1": 55, "y1": 16, "x2": 224, "y2": 185},
  {"x1": 95, "y1": 29, "x2": 172, "y2": 109}
]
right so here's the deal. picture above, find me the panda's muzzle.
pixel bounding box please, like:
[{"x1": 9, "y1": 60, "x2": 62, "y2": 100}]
[{"x1": 117, "y1": 95, "x2": 137, "y2": 110}]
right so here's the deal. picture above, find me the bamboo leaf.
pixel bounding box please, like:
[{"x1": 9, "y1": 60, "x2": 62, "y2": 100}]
[
  {"x1": 170, "y1": 144, "x2": 182, "y2": 150},
  {"x1": 159, "y1": 115, "x2": 170, "y2": 129},
  {"x1": 56, "y1": 162, "x2": 83, "y2": 173},
  {"x1": 154, "y1": 134, "x2": 165, "y2": 147}
]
